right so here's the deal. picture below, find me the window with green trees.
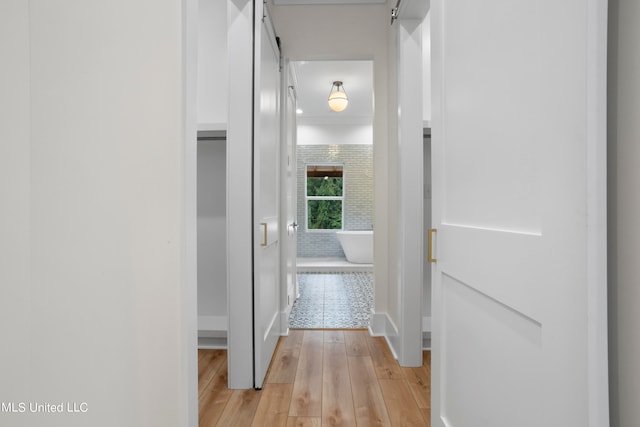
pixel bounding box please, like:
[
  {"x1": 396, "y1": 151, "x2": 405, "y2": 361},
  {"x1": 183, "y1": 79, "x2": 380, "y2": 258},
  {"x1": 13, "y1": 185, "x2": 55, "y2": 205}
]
[{"x1": 306, "y1": 164, "x2": 344, "y2": 230}]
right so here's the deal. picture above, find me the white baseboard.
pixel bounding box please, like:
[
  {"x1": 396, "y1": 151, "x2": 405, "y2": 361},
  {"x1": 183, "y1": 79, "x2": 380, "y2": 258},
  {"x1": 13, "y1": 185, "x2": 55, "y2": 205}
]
[
  {"x1": 368, "y1": 312, "x2": 400, "y2": 360},
  {"x1": 279, "y1": 304, "x2": 293, "y2": 335},
  {"x1": 423, "y1": 316, "x2": 431, "y2": 332},
  {"x1": 197, "y1": 316, "x2": 228, "y2": 349},
  {"x1": 370, "y1": 313, "x2": 433, "y2": 357},
  {"x1": 368, "y1": 312, "x2": 387, "y2": 336},
  {"x1": 369, "y1": 312, "x2": 399, "y2": 336},
  {"x1": 422, "y1": 316, "x2": 432, "y2": 350},
  {"x1": 198, "y1": 336, "x2": 227, "y2": 349}
]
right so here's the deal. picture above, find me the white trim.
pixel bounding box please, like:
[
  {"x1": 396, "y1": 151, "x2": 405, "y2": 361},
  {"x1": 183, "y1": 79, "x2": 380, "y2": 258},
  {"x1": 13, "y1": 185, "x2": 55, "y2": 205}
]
[
  {"x1": 279, "y1": 59, "x2": 298, "y2": 340},
  {"x1": 197, "y1": 122, "x2": 227, "y2": 132},
  {"x1": 198, "y1": 337, "x2": 228, "y2": 350},
  {"x1": 369, "y1": 312, "x2": 399, "y2": 336},
  {"x1": 368, "y1": 312, "x2": 400, "y2": 360},
  {"x1": 422, "y1": 316, "x2": 431, "y2": 332},
  {"x1": 182, "y1": 0, "x2": 199, "y2": 425},
  {"x1": 396, "y1": 17, "x2": 424, "y2": 367},
  {"x1": 263, "y1": 312, "x2": 280, "y2": 342},
  {"x1": 279, "y1": 308, "x2": 292, "y2": 334},
  {"x1": 297, "y1": 115, "x2": 373, "y2": 127},
  {"x1": 368, "y1": 312, "x2": 388, "y2": 336},
  {"x1": 586, "y1": 0, "x2": 609, "y2": 425},
  {"x1": 304, "y1": 162, "x2": 345, "y2": 232},
  {"x1": 226, "y1": 0, "x2": 255, "y2": 389}
]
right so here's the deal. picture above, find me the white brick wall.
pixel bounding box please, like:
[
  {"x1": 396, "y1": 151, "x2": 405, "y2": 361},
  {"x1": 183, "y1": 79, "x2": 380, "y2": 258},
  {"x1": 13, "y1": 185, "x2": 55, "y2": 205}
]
[{"x1": 297, "y1": 145, "x2": 374, "y2": 257}]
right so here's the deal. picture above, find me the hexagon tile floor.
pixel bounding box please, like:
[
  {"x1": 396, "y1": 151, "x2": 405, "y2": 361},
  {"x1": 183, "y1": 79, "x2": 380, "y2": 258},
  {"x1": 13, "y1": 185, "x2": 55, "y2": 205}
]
[{"x1": 288, "y1": 272, "x2": 373, "y2": 329}]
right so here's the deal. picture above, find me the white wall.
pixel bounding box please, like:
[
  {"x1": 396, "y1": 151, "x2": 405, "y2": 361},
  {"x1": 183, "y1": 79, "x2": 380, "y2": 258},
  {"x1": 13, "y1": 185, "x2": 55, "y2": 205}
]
[
  {"x1": 0, "y1": 0, "x2": 31, "y2": 408},
  {"x1": 608, "y1": 1, "x2": 640, "y2": 425},
  {"x1": 0, "y1": 1, "x2": 189, "y2": 425},
  {"x1": 297, "y1": 123, "x2": 372, "y2": 145},
  {"x1": 422, "y1": 10, "x2": 432, "y2": 125},
  {"x1": 198, "y1": 0, "x2": 228, "y2": 129},
  {"x1": 197, "y1": 140, "x2": 227, "y2": 330}
]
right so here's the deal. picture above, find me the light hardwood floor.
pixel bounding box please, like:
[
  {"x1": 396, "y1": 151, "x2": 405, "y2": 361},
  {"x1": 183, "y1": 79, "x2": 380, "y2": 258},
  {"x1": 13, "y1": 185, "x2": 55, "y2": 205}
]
[{"x1": 199, "y1": 330, "x2": 430, "y2": 426}]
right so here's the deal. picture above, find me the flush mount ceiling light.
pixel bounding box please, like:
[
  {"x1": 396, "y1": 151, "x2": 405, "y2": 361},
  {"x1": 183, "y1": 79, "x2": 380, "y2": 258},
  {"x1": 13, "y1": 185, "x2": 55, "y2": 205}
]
[{"x1": 328, "y1": 81, "x2": 349, "y2": 112}]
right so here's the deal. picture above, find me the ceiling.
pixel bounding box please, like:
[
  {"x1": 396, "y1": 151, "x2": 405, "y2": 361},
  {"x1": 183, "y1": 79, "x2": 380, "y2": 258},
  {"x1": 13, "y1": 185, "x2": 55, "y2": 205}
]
[{"x1": 293, "y1": 60, "x2": 373, "y2": 125}]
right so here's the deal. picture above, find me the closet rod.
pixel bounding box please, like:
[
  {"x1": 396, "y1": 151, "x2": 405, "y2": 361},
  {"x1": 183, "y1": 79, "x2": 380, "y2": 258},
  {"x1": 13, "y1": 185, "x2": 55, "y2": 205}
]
[
  {"x1": 197, "y1": 129, "x2": 226, "y2": 141},
  {"x1": 197, "y1": 136, "x2": 226, "y2": 141}
]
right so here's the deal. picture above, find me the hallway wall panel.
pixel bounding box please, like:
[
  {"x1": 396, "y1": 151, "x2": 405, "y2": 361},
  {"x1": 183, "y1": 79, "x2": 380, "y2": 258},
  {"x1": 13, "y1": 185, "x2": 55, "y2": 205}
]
[{"x1": 0, "y1": 1, "x2": 188, "y2": 425}]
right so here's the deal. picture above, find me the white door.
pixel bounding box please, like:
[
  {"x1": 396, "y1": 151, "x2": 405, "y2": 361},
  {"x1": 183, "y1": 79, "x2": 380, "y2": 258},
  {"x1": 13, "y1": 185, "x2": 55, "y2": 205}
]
[
  {"x1": 253, "y1": 1, "x2": 281, "y2": 389},
  {"x1": 430, "y1": 0, "x2": 608, "y2": 426},
  {"x1": 283, "y1": 78, "x2": 298, "y2": 308}
]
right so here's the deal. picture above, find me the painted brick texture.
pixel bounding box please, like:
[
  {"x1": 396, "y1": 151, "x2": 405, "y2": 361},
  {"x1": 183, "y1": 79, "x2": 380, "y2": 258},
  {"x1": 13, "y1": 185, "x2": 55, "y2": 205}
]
[{"x1": 297, "y1": 144, "x2": 373, "y2": 258}]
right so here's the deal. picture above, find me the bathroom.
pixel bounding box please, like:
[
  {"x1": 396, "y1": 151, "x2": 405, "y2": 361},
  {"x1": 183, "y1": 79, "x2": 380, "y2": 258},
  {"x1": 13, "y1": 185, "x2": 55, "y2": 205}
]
[
  {"x1": 288, "y1": 60, "x2": 374, "y2": 266},
  {"x1": 289, "y1": 60, "x2": 375, "y2": 328},
  {"x1": 296, "y1": 144, "x2": 374, "y2": 267}
]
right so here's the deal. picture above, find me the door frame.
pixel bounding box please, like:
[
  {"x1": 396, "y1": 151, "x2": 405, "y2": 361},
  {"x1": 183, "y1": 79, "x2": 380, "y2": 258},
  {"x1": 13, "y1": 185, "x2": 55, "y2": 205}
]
[
  {"x1": 226, "y1": 0, "x2": 256, "y2": 389},
  {"x1": 183, "y1": 0, "x2": 199, "y2": 424},
  {"x1": 394, "y1": 15, "x2": 425, "y2": 367},
  {"x1": 280, "y1": 60, "x2": 299, "y2": 332}
]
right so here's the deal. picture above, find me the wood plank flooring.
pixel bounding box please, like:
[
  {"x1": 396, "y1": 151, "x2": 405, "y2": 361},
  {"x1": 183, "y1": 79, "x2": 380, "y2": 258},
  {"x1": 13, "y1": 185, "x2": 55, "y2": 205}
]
[{"x1": 198, "y1": 330, "x2": 430, "y2": 426}]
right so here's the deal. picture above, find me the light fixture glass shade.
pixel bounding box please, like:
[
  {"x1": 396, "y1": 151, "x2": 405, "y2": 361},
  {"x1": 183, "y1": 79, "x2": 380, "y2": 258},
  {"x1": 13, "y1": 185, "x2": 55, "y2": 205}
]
[{"x1": 328, "y1": 81, "x2": 348, "y2": 112}]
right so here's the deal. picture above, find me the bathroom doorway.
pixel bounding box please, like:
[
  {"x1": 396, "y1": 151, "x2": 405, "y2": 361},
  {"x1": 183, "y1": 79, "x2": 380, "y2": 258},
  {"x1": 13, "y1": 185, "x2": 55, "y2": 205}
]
[{"x1": 288, "y1": 59, "x2": 375, "y2": 328}]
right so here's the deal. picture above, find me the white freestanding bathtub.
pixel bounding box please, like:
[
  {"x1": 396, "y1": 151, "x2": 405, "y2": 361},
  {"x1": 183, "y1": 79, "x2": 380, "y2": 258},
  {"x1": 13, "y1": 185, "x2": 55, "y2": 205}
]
[{"x1": 336, "y1": 230, "x2": 373, "y2": 264}]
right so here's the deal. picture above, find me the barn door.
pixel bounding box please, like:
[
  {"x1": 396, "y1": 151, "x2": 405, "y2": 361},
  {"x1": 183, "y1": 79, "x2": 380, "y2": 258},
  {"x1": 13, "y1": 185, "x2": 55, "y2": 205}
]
[{"x1": 253, "y1": 0, "x2": 281, "y2": 389}]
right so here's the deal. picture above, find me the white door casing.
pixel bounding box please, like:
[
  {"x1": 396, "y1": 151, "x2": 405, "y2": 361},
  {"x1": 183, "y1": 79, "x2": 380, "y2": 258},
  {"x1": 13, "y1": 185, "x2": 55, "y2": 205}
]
[
  {"x1": 281, "y1": 64, "x2": 298, "y2": 325},
  {"x1": 226, "y1": 0, "x2": 254, "y2": 389},
  {"x1": 430, "y1": 0, "x2": 608, "y2": 426},
  {"x1": 395, "y1": 17, "x2": 425, "y2": 367},
  {"x1": 253, "y1": 0, "x2": 281, "y2": 389}
]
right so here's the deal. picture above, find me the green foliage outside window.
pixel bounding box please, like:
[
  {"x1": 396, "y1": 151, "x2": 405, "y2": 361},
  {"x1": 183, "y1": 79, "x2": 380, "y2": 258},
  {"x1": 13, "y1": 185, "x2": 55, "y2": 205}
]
[
  {"x1": 307, "y1": 175, "x2": 343, "y2": 230},
  {"x1": 308, "y1": 200, "x2": 342, "y2": 229},
  {"x1": 307, "y1": 177, "x2": 343, "y2": 197}
]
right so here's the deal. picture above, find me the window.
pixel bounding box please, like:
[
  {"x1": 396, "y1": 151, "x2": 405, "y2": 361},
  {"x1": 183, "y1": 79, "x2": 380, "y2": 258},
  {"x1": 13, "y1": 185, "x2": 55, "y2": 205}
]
[{"x1": 306, "y1": 164, "x2": 344, "y2": 230}]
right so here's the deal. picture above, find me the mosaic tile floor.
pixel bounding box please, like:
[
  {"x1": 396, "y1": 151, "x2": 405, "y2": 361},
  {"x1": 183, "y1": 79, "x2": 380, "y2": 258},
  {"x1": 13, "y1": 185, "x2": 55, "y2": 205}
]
[{"x1": 289, "y1": 272, "x2": 373, "y2": 329}]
